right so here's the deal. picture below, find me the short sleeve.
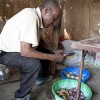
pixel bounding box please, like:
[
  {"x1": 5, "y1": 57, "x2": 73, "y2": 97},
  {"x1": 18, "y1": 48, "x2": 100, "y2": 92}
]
[{"x1": 20, "y1": 14, "x2": 39, "y2": 47}]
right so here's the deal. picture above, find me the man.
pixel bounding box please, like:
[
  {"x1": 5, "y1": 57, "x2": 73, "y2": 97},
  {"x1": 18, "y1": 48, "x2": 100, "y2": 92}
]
[{"x1": 0, "y1": 0, "x2": 64, "y2": 100}]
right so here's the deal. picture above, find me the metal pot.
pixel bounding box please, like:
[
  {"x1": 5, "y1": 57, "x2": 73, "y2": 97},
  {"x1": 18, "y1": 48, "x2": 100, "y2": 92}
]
[{"x1": 0, "y1": 64, "x2": 10, "y2": 80}]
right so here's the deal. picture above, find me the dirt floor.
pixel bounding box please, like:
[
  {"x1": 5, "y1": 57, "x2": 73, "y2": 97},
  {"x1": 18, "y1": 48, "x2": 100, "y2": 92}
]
[{"x1": 0, "y1": 66, "x2": 100, "y2": 100}]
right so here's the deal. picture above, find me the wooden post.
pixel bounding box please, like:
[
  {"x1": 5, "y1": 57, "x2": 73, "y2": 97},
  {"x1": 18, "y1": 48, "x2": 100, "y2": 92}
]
[{"x1": 76, "y1": 50, "x2": 85, "y2": 100}]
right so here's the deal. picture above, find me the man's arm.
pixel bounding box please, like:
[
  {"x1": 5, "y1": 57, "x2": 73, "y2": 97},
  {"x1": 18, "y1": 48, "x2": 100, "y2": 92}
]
[{"x1": 20, "y1": 41, "x2": 64, "y2": 62}]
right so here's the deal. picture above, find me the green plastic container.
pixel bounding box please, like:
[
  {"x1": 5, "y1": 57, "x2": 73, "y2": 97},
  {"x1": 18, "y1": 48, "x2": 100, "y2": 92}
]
[{"x1": 52, "y1": 79, "x2": 92, "y2": 100}]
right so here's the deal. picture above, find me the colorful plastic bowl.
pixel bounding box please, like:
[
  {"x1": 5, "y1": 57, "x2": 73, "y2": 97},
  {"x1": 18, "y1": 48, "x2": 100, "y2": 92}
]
[
  {"x1": 61, "y1": 66, "x2": 90, "y2": 83},
  {"x1": 52, "y1": 79, "x2": 92, "y2": 100}
]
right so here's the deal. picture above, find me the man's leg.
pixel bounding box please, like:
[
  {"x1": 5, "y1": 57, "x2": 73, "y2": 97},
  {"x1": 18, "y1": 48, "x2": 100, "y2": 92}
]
[
  {"x1": 36, "y1": 46, "x2": 51, "y2": 77},
  {"x1": 0, "y1": 52, "x2": 41, "y2": 98},
  {"x1": 35, "y1": 46, "x2": 53, "y2": 85}
]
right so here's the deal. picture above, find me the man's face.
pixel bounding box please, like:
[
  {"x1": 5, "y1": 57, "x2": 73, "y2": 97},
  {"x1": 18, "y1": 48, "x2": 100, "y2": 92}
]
[{"x1": 42, "y1": 8, "x2": 61, "y2": 28}]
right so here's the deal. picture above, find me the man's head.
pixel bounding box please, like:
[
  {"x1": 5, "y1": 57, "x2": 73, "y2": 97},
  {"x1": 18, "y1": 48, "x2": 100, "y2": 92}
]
[{"x1": 40, "y1": 0, "x2": 62, "y2": 28}]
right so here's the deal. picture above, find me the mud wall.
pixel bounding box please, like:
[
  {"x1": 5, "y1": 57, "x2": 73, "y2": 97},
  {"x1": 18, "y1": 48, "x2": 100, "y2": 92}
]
[
  {"x1": 0, "y1": 0, "x2": 43, "y2": 21},
  {"x1": 60, "y1": 0, "x2": 100, "y2": 40},
  {"x1": 89, "y1": 2, "x2": 100, "y2": 38}
]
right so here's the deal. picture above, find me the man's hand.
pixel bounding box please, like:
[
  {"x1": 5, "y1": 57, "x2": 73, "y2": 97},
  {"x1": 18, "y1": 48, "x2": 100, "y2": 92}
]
[
  {"x1": 52, "y1": 53, "x2": 64, "y2": 63},
  {"x1": 51, "y1": 49, "x2": 65, "y2": 63}
]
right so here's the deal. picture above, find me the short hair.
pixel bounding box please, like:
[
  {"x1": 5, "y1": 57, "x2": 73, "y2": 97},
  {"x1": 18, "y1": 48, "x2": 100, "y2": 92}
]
[{"x1": 40, "y1": 0, "x2": 61, "y2": 11}]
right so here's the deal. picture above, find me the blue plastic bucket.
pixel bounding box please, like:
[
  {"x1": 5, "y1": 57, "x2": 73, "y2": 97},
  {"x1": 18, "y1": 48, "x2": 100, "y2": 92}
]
[{"x1": 61, "y1": 66, "x2": 90, "y2": 83}]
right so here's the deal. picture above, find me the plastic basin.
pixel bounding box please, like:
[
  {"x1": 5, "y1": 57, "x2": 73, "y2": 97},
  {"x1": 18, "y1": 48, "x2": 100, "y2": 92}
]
[
  {"x1": 52, "y1": 79, "x2": 92, "y2": 100},
  {"x1": 61, "y1": 66, "x2": 90, "y2": 83}
]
